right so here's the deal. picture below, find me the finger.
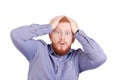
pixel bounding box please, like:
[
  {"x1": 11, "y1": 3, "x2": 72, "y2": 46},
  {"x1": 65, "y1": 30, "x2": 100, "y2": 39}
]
[
  {"x1": 67, "y1": 17, "x2": 74, "y2": 22},
  {"x1": 53, "y1": 15, "x2": 65, "y2": 21}
]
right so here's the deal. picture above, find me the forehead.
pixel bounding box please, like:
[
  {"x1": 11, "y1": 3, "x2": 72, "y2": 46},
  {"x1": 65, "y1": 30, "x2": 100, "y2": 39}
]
[{"x1": 56, "y1": 22, "x2": 71, "y2": 30}]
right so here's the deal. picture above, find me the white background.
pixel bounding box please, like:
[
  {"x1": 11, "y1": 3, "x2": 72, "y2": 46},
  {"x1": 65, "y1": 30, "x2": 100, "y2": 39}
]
[{"x1": 0, "y1": 0, "x2": 120, "y2": 80}]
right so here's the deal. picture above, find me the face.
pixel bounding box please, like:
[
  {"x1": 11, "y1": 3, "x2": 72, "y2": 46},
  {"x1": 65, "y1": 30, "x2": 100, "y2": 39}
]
[{"x1": 49, "y1": 22, "x2": 74, "y2": 56}]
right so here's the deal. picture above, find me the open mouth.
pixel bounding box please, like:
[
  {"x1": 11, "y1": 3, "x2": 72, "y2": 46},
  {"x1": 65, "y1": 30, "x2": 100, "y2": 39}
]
[
  {"x1": 60, "y1": 43, "x2": 65, "y2": 45},
  {"x1": 57, "y1": 41, "x2": 66, "y2": 47},
  {"x1": 59, "y1": 43, "x2": 65, "y2": 46}
]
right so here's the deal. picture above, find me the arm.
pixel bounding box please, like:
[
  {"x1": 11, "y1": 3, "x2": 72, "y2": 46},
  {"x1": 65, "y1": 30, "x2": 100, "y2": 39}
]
[
  {"x1": 10, "y1": 16, "x2": 64, "y2": 62},
  {"x1": 75, "y1": 30, "x2": 107, "y2": 72},
  {"x1": 10, "y1": 24, "x2": 52, "y2": 61},
  {"x1": 67, "y1": 17, "x2": 106, "y2": 72}
]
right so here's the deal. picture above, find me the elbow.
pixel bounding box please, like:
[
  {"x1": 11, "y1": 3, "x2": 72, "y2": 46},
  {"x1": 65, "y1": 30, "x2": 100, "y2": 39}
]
[
  {"x1": 91, "y1": 53, "x2": 107, "y2": 69},
  {"x1": 79, "y1": 52, "x2": 107, "y2": 72},
  {"x1": 10, "y1": 29, "x2": 14, "y2": 38},
  {"x1": 10, "y1": 28, "x2": 21, "y2": 40},
  {"x1": 10, "y1": 29, "x2": 18, "y2": 42},
  {"x1": 98, "y1": 53, "x2": 107, "y2": 66},
  {"x1": 10, "y1": 29, "x2": 15, "y2": 40},
  {"x1": 92, "y1": 47, "x2": 107, "y2": 68}
]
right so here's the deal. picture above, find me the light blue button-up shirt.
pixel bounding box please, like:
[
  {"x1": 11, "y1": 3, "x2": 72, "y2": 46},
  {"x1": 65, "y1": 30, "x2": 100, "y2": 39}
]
[{"x1": 10, "y1": 24, "x2": 106, "y2": 80}]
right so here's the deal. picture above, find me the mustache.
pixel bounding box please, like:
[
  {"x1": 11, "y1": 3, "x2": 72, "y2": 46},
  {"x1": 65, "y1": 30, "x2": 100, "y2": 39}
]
[{"x1": 57, "y1": 41, "x2": 67, "y2": 44}]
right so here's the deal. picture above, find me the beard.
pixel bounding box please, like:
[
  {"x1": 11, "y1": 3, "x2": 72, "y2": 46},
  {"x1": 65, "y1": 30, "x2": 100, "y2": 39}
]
[{"x1": 51, "y1": 41, "x2": 71, "y2": 56}]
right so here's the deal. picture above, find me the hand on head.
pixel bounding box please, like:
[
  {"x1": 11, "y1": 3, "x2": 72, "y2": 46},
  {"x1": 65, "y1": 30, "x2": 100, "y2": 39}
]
[
  {"x1": 66, "y1": 17, "x2": 79, "y2": 34},
  {"x1": 50, "y1": 15, "x2": 79, "y2": 34},
  {"x1": 49, "y1": 15, "x2": 65, "y2": 30}
]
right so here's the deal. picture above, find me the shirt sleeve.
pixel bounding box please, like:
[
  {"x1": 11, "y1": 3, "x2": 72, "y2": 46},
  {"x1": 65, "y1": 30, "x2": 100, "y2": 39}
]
[
  {"x1": 10, "y1": 24, "x2": 52, "y2": 61},
  {"x1": 75, "y1": 30, "x2": 107, "y2": 72}
]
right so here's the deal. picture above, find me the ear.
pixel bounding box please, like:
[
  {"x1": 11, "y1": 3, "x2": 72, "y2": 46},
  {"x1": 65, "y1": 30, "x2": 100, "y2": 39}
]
[{"x1": 72, "y1": 37, "x2": 75, "y2": 43}]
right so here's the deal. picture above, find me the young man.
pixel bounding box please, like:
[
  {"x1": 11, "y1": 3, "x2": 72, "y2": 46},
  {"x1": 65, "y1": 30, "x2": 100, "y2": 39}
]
[{"x1": 10, "y1": 16, "x2": 106, "y2": 80}]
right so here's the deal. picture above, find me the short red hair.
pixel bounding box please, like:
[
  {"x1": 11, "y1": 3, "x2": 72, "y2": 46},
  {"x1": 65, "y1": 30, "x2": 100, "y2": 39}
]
[{"x1": 59, "y1": 16, "x2": 70, "y2": 23}]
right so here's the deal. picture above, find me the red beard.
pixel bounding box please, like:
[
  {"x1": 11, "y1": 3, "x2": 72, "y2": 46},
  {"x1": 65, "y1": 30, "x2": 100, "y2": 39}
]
[{"x1": 51, "y1": 41, "x2": 71, "y2": 56}]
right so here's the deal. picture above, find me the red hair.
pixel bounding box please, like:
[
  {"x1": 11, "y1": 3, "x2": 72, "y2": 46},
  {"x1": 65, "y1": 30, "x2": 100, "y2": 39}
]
[{"x1": 59, "y1": 16, "x2": 70, "y2": 23}]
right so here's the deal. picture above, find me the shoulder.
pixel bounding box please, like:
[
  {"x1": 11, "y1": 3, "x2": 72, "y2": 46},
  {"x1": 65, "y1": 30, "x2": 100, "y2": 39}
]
[
  {"x1": 70, "y1": 48, "x2": 83, "y2": 58},
  {"x1": 71, "y1": 48, "x2": 83, "y2": 54},
  {"x1": 36, "y1": 39, "x2": 48, "y2": 47}
]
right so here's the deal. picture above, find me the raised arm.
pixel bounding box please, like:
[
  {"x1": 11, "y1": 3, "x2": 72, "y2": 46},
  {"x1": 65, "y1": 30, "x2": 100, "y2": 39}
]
[
  {"x1": 10, "y1": 24, "x2": 52, "y2": 61},
  {"x1": 67, "y1": 17, "x2": 107, "y2": 72},
  {"x1": 76, "y1": 30, "x2": 106, "y2": 72},
  {"x1": 10, "y1": 16, "x2": 64, "y2": 61}
]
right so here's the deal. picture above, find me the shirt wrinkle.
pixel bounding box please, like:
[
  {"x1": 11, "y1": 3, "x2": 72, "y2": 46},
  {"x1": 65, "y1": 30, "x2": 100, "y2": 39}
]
[{"x1": 10, "y1": 24, "x2": 106, "y2": 80}]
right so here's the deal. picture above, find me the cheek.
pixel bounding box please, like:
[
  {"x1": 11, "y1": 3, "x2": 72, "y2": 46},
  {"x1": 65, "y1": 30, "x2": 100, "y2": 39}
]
[
  {"x1": 50, "y1": 35, "x2": 59, "y2": 43},
  {"x1": 66, "y1": 38, "x2": 73, "y2": 44}
]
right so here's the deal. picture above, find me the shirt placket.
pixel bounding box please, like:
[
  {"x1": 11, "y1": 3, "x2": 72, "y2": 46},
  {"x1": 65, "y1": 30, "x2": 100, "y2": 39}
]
[{"x1": 55, "y1": 57, "x2": 63, "y2": 80}]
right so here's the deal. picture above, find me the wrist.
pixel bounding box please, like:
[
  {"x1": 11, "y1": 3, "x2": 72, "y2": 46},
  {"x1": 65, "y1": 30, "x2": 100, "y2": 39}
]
[
  {"x1": 73, "y1": 27, "x2": 79, "y2": 34},
  {"x1": 50, "y1": 24, "x2": 55, "y2": 30},
  {"x1": 75, "y1": 29, "x2": 79, "y2": 34}
]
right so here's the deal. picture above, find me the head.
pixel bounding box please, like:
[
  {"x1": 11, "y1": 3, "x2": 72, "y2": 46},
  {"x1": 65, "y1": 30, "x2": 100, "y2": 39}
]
[{"x1": 49, "y1": 17, "x2": 75, "y2": 56}]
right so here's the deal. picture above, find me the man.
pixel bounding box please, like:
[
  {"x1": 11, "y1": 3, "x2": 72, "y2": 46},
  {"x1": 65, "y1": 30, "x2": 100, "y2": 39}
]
[{"x1": 10, "y1": 16, "x2": 106, "y2": 80}]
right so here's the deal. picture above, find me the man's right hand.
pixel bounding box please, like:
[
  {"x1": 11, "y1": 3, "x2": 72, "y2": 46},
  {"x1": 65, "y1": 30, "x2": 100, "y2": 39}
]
[{"x1": 49, "y1": 16, "x2": 64, "y2": 30}]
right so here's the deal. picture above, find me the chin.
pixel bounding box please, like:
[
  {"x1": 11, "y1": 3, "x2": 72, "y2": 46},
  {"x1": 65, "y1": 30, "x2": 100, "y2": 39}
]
[{"x1": 52, "y1": 44, "x2": 71, "y2": 56}]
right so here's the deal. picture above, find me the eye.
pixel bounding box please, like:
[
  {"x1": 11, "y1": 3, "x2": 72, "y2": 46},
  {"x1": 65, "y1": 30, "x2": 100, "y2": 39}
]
[
  {"x1": 55, "y1": 31, "x2": 61, "y2": 35},
  {"x1": 65, "y1": 32, "x2": 70, "y2": 35},
  {"x1": 57, "y1": 31, "x2": 60, "y2": 34}
]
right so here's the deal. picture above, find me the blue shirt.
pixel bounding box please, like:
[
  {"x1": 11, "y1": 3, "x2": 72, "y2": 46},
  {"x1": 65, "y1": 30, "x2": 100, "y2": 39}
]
[{"x1": 10, "y1": 24, "x2": 106, "y2": 80}]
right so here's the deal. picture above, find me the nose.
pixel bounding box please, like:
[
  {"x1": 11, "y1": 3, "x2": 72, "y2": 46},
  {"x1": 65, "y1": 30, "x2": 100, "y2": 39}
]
[{"x1": 61, "y1": 33, "x2": 65, "y2": 40}]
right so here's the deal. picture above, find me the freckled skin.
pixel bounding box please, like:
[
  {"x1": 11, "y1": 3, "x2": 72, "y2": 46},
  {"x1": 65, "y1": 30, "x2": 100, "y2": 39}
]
[{"x1": 50, "y1": 22, "x2": 74, "y2": 56}]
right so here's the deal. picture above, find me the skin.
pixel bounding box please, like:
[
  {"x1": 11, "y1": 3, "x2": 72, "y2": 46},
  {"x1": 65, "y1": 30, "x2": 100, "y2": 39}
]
[{"x1": 49, "y1": 16, "x2": 79, "y2": 56}]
